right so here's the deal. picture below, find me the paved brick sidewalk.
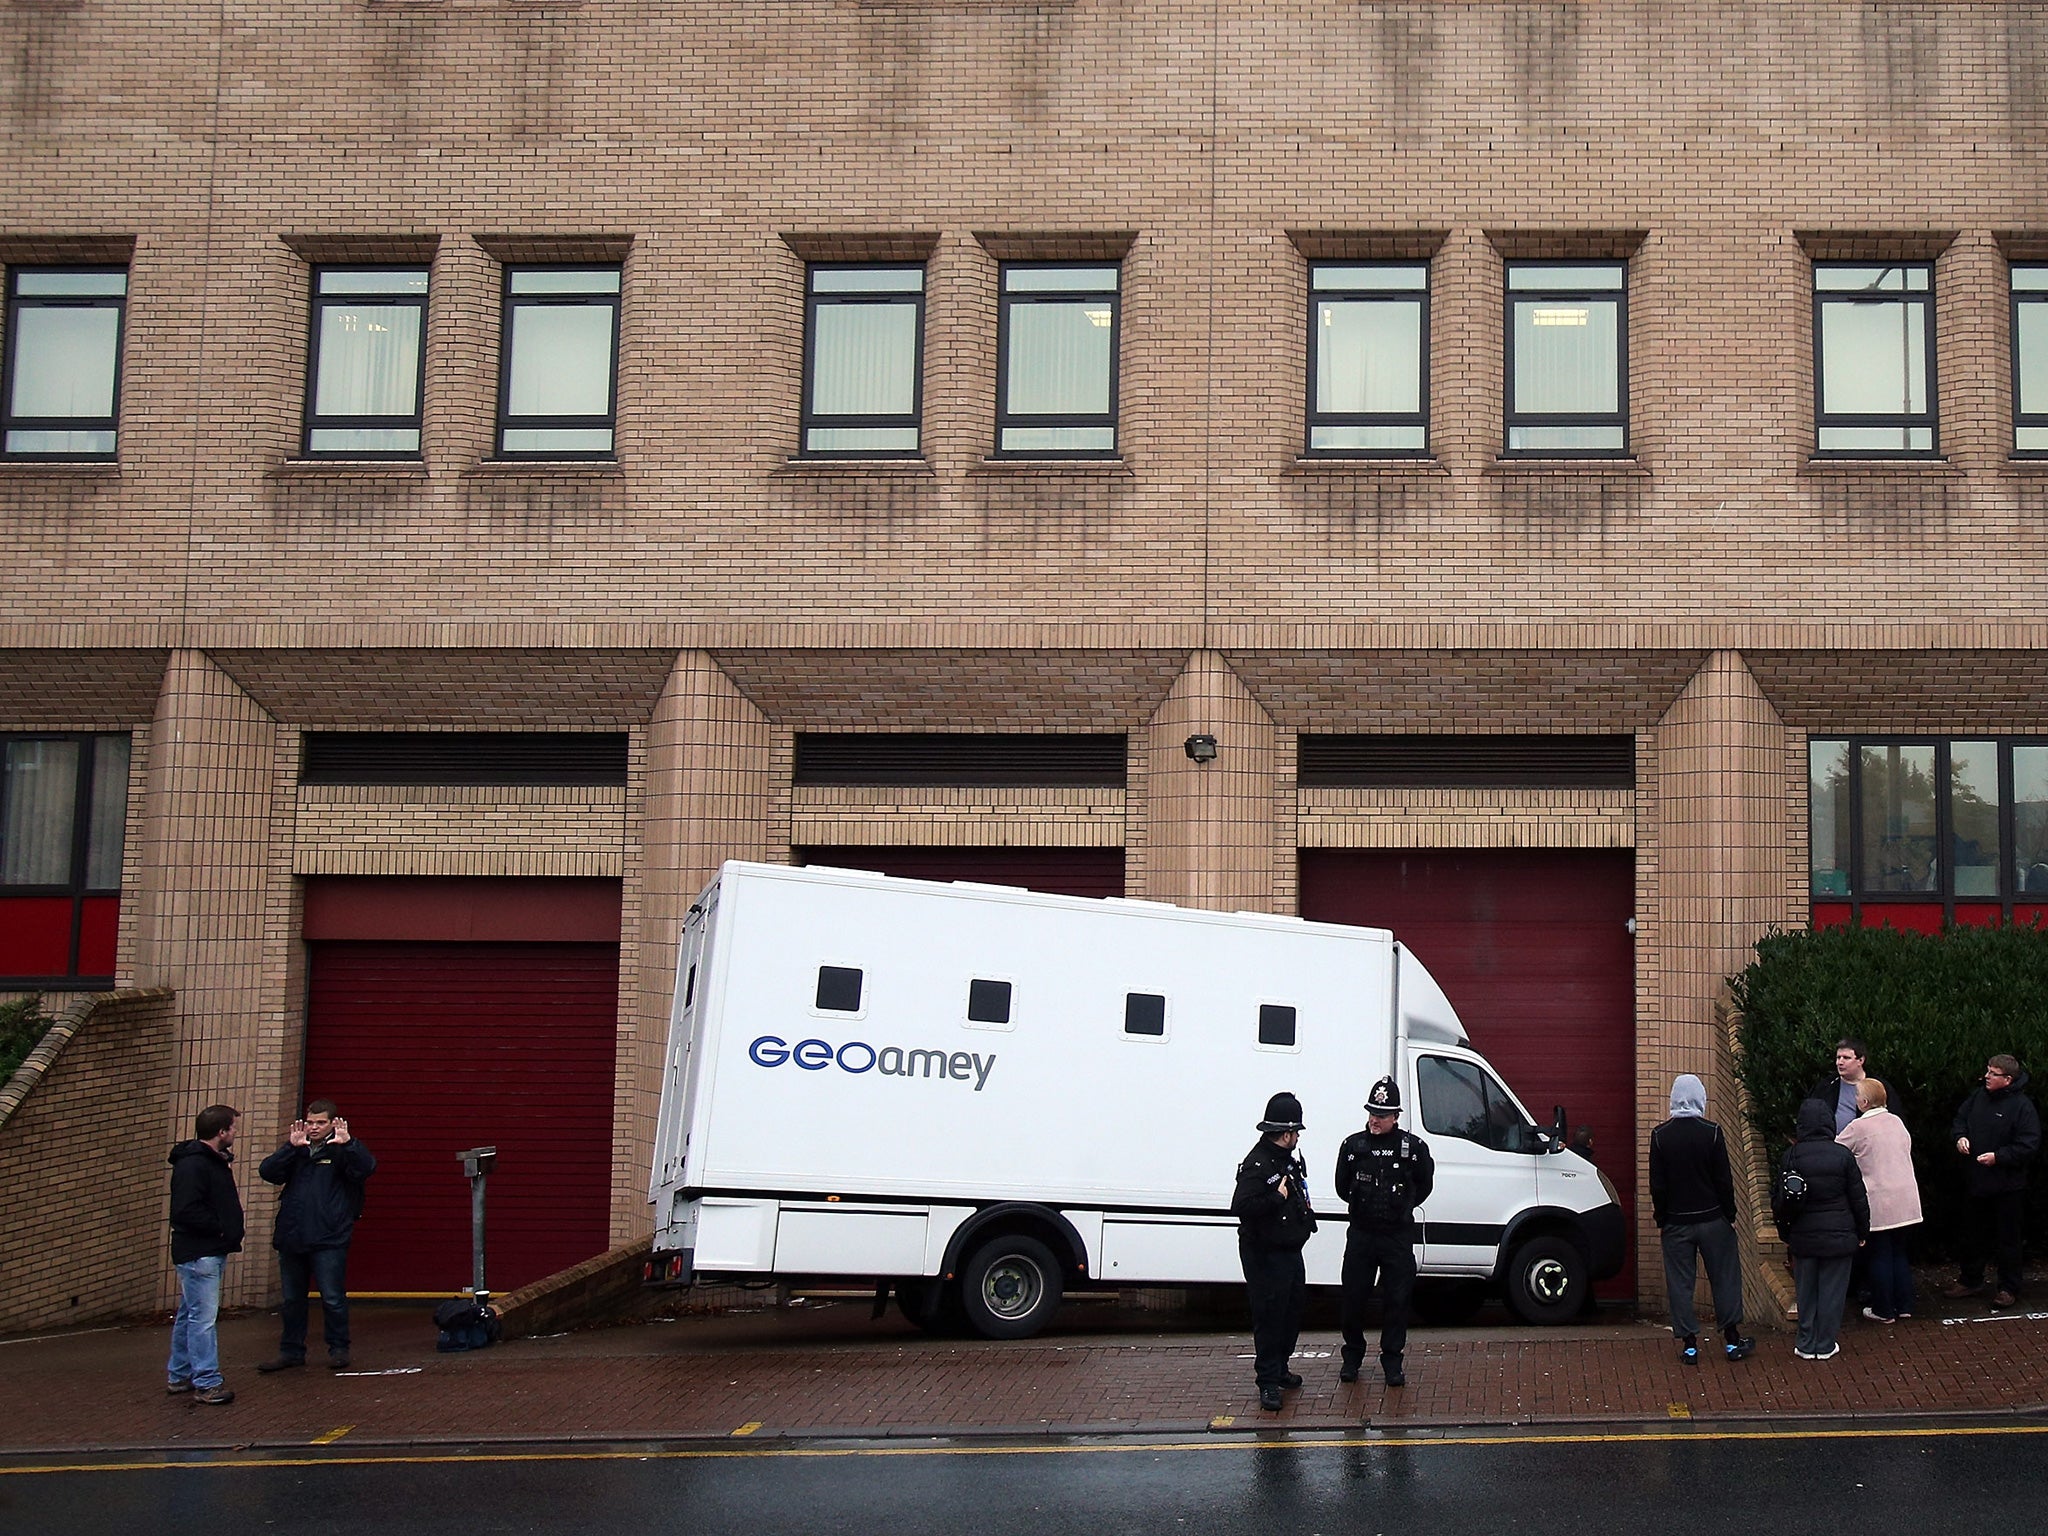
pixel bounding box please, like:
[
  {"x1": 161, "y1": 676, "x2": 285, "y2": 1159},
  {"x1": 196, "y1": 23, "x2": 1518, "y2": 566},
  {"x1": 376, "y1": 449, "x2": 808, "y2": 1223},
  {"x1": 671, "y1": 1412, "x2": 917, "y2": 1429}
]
[{"x1": 5, "y1": 1301, "x2": 2046, "y2": 1456}]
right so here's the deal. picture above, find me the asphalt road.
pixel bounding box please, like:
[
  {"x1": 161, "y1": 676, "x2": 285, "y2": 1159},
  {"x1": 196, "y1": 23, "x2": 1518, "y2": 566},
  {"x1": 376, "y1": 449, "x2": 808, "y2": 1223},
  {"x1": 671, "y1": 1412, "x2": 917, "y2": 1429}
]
[{"x1": 6, "y1": 1420, "x2": 2042, "y2": 1535}]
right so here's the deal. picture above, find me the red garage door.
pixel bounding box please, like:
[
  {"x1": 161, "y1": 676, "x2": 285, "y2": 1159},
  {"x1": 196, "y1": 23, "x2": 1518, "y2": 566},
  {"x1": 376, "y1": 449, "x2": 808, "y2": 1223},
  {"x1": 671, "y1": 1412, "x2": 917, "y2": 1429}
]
[
  {"x1": 304, "y1": 941, "x2": 619, "y2": 1294},
  {"x1": 799, "y1": 846, "x2": 1125, "y2": 898},
  {"x1": 1300, "y1": 849, "x2": 1637, "y2": 1297}
]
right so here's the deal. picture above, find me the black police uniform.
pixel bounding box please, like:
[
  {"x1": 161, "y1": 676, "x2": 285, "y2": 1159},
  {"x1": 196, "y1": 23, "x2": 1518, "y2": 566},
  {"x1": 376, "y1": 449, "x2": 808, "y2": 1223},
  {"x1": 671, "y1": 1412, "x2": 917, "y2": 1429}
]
[
  {"x1": 1232, "y1": 1095, "x2": 1316, "y2": 1406},
  {"x1": 1334, "y1": 1081, "x2": 1434, "y2": 1386}
]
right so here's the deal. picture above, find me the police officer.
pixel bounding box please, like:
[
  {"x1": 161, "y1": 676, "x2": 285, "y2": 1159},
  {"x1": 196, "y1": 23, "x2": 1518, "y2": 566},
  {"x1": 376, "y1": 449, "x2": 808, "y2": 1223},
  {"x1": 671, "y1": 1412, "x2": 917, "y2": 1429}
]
[
  {"x1": 1334, "y1": 1075, "x2": 1434, "y2": 1387},
  {"x1": 1232, "y1": 1091, "x2": 1317, "y2": 1411}
]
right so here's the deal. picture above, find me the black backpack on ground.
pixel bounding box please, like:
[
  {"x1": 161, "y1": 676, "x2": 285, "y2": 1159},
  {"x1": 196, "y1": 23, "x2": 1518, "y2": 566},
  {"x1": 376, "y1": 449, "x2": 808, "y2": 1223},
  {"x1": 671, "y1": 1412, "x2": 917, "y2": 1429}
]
[{"x1": 433, "y1": 1298, "x2": 501, "y2": 1352}]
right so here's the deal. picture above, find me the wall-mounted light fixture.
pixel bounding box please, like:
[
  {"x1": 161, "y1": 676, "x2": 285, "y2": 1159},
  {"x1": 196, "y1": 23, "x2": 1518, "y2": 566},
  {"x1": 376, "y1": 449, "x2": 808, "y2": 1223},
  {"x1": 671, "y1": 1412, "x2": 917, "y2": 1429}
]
[{"x1": 1183, "y1": 733, "x2": 1219, "y2": 764}]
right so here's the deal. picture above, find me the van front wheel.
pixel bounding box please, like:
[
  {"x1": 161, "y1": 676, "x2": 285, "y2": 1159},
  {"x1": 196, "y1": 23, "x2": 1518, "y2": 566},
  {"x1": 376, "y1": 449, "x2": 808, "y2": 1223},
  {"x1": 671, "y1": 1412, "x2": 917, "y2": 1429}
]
[
  {"x1": 960, "y1": 1235, "x2": 1064, "y2": 1340},
  {"x1": 1502, "y1": 1234, "x2": 1587, "y2": 1325}
]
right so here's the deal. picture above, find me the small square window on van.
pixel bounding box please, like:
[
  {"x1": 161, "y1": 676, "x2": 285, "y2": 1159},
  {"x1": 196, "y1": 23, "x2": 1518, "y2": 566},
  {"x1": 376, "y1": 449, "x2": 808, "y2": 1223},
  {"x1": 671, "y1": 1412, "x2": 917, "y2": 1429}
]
[
  {"x1": 1258, "y1": 1004, "x2": 1297, "y2": 1048},
  {"x1": 967, "y1": 978, "x2": 1013, "y2": 1025},
  {"x1": 815, "y1": 965, "x2": 864, "y2": 1012},
  {"x1": 1124, "y1": 992, "x2": 1166, "y2": 1037}
]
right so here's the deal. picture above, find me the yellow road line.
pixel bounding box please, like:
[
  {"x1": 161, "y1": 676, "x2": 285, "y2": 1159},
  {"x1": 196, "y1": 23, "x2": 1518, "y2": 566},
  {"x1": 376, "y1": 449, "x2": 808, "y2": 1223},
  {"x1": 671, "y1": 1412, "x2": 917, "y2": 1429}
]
[
  {"x1": 310, "y1": 1426, "x2": 354, "y2": 1446},
  {"x1": 731, "y1": 1422, "x2": 763, "y2": 1438},
  {"x1": 7, "y1": 1419, "x2": 2048, "y2": 1477}
]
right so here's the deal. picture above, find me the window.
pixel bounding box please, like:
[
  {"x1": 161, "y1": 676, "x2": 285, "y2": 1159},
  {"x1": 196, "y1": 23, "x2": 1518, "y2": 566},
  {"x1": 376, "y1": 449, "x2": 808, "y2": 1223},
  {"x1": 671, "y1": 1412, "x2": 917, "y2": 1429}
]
[
  {"x1": 0, "y1": 733, "x2": 129, "y2": 984},
  {"x1": 1504, "y1": 262, "x2": 1626, "y2": 455},
  {"x1": 1307, "y1": 262, "x2": 1427, "y2": 455},
  {"x1": 815, "y1": 965, "x2": 864, "y2": 1013},
  {"x1": 2, "y1": 268, "x2": 127, "y2": 459},
  {"x1": 1417, "y1": 1056, "x2": 1530, "y2": 1153},
  {"x1": 967, "y1": 978, "x2": 1013, "y2": 1026},
  {"x1": 802, "y1": 264, "x2": 925, "y2": 456},
  {"x1": 1810, "y1": 737, "x2": 2048, "y2": 918},
  {"x1": 2011, "y1": 264, "x2": 2048, "y2": 455},
  {"x1": 996, "y1": 263, "x2": 1119, "y2": 455},
  {"x1": 1123, "y1": 991, "x2": 1166, "y2": 1037},
  {"x1": 1813, "y1": 263, "x2": 1935, "y2": 455},
  {"x1": 303, "y1": 267, "x2": 428, "y2": 457},
  {"x1": 497, "y1": 266, "x2": 621, "y2": 458},
  {"x1": 1257, "y1": 1004, "x2": 1297, "y2": 1048}
]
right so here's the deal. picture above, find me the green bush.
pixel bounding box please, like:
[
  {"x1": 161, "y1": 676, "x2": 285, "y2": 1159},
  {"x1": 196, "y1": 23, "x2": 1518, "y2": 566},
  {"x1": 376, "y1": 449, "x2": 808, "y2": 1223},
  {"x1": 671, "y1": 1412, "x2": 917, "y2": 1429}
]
[
  {"x1": 1729, "y1": 922, "x2": 2048, "y2": 1261},
  {"x1": 0, "y1": 994, "x2": 55, "y2": 1085}
]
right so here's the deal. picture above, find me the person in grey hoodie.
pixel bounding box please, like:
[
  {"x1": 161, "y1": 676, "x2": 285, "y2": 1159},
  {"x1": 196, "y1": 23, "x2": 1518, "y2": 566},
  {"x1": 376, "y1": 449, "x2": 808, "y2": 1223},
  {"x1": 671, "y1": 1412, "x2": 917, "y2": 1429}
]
[
  {"x1": 1648, "y1": 1074, "x2": 1754, "y2": 1363},
  {"x1": 1775, "y1": 1098, "x2": 1871, "y2": 1361}
]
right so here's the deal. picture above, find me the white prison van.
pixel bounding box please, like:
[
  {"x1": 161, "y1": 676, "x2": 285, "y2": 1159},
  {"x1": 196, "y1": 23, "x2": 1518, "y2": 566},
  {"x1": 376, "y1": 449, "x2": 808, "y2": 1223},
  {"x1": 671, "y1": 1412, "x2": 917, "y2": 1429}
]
[{"x1": 647, "y1": 861, "x2": 1624, "y2": 1338}]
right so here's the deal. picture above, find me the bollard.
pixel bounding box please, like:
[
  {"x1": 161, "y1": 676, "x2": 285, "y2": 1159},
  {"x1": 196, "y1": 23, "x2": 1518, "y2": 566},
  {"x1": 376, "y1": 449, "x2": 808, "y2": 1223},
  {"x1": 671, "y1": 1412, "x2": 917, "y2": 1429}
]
[{"x1": 457, "y1": 1146, "x2": 497, "y2": 1306}]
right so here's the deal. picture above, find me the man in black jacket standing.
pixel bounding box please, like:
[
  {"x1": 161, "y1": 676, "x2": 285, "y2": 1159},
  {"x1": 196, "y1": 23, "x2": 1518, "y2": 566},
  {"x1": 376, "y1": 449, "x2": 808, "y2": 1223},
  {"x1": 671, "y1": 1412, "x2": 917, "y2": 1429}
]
[
  {"x1": 1774, "y1": 1098, "x2": 1870, "y2": 1361},
  {"x1": 258, "y1": 1099, "x2": 376, "y2": 1372},
  {"x1": 1232, "y1": 1092, "x2": 1316, "y2": 1412},
  {"x1": 167, "y1": 1103, "x2": 243, "y2": 1405},
  {"x1": 1333, "y1": 1076, "x2": 1433, "y2": 1389},
  {"x1": 1945, "y1": 1055, "x2": 2041, "y2": 1310},
  {"x1": 1648, "y1": 1074, "x2": 1754, "y2": 1364}
]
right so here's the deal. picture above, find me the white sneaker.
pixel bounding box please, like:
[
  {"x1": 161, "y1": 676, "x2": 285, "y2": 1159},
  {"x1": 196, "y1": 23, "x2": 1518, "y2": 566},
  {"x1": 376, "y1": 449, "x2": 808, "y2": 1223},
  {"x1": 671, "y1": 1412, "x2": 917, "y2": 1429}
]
[
  {"x1": 1861, "y1": 1307, "x2": 1895, "y2": 1323},
  {"x1": 1809, "y1": 1344, "x2": 1840, "y2": 1361},
  {"x1": 1794, "y1": 1347, "x2": 1817, "y2": 1359}
]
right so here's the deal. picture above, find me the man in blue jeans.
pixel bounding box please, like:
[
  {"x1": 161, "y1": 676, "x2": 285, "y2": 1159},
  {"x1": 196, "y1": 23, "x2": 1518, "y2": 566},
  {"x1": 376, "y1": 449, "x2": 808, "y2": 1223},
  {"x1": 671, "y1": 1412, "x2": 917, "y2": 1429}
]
[
  {"x1": 257, "y1": 1099, "x2": 375, "y2": 1372},
  {"x1": 167, "y1": 1103, "x2": 244, "y2": 1405}
]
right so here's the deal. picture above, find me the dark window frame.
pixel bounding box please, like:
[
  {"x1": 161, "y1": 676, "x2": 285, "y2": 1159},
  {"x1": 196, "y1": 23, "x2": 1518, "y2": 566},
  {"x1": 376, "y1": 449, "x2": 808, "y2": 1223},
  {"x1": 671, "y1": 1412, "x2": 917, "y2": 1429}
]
[
  {"x1": 1809, "y1": 734, "x2": 2046, "y2": 924},
  {"x1": 967, "y1": 977, "x2": 1013, "y2": 1026},
  {"x1": 800, "y1": 262, "x2": 927, "y2": 458},
  {"x1": 994, "y1": 261, "x2": 1121, "y2": 459},
  {"x1": 1502, "y1": 261, "x2": 1630, "y2": 459},
  {"x1": 1, "y1": 266, "x2": 128, "y2": 462},
  {"x1": 1256, "y1": 1003, "x2": 1298, "y2": 1049},
  {"x1": 301, "y1": 264, "x2": 430, "y2": 460},
  {"x1": 2010, "y1": 263, "x2": 2048, "y2": 458},
  {"x1": 1811, "y1": 261, "x2": 1939, "y2": 459},
  {"x1": 494, "y1": 263, "x2": 622, "y2": 461},
  {"x1": 1122, "y1": 991, "x2": 1167, "y2": 1038},
  {"x1": 0, "y1": 731, "x2": 129, "y2": 986},
  {"x1": 1304, "y1": 260, "x2": 1430, "y2": 458},
  {"x1": 815, "y1": 965, "x2": 865, "y2": 1014}
]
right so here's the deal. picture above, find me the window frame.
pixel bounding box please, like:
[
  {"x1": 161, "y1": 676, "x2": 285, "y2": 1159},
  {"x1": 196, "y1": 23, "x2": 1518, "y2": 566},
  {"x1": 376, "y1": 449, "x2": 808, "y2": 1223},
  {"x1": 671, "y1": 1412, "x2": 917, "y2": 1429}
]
[
  {"x1": 2010, "y1": 263, "x2": 2048, "y2": 458},
  {"x1": 800, "y1": 261, "x2": 927, "y2": 458},
  {"x1": 1811, "y1": 261, "x2": 1939, "y2": 459},
  {"x1": 1502, "y1": 261, "x2": 1630, "y2": 458},
  {"x1": 1304, "y1": 260, "x2": 1430, "y2": 458},
  {"x1": 494, "y1": 263, "x2": 622, "y2": 461},
  {"x1": 0, "y1": 731, "x2": 129, "y2": 987},
  {"x1": 1808, "y1": 735, "x2": 2048, "y2": 923},
  {"x1": 1, "y1": 266, "x2": 128, "y2": 462},
  {"x1": 301, "y1": 264, "x2": 430, "y2": 460},
  {"x1": 994, "y1": 260, "x2": 1121, "y2": 459}
]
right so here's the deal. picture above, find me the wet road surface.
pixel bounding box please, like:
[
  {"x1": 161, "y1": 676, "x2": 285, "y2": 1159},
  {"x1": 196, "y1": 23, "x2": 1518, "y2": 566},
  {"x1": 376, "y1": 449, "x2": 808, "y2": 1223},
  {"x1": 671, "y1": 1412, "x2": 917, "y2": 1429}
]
[{"x1": 6, "y1": 1419, "x2": 2040, "y2": 1535}]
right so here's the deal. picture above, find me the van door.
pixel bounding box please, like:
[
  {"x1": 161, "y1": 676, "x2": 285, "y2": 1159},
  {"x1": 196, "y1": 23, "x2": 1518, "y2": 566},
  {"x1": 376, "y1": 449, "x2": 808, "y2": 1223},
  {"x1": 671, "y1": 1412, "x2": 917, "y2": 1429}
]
[{"x1": 1412, "y1": 1052, "x2": 1541, "y2": 1274}]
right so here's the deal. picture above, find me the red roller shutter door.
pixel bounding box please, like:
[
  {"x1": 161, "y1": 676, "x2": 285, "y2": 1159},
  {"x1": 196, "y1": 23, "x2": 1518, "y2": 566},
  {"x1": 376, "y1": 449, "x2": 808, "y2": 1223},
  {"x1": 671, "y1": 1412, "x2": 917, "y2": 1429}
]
[
  {"x1": 798, "y1": 846, "x2": 1125, "y2": 898},
  {"x1": 304, "y1": 942, "x2": 619, "y2": 1294},
  {"x1": 1299, "y1": 849, "x2": 1638, "y2": 1298}
]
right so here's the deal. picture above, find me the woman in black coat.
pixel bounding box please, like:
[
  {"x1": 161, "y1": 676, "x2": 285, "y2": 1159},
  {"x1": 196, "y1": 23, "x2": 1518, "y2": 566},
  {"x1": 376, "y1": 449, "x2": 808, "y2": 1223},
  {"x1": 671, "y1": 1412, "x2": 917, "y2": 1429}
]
[{"x1": 1773, "y1": 1098, "x2": 1871, "y2": 1361}]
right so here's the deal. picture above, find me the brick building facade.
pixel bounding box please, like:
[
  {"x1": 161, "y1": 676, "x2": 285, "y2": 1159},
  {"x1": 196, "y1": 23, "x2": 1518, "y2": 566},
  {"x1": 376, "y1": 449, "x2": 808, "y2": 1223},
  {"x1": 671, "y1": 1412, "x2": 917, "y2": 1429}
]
[{"x1": 4, "y1": 2, "x2": 2046, "y2": 1319}]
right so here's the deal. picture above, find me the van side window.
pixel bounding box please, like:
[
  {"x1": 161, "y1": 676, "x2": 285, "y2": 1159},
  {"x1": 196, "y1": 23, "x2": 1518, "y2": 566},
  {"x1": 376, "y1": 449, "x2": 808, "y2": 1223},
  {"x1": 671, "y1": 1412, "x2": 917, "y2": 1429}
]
[
  {"x1": 1257, "y1": 1004, "x2": 1296, "y2": 1047},
  {"x1": 1123, "y1": 992, "x2": 1166, "y2": 1036},
  {"x1": 815, "y1": 965, "x2": 864, "y2": 1012},
  {"x1": 1417, "y1": 1056, "x2": 1530, "y2": 1152},
  {"x1": 967, "y1": 978, "x2": 1012, "y2": 1025}
]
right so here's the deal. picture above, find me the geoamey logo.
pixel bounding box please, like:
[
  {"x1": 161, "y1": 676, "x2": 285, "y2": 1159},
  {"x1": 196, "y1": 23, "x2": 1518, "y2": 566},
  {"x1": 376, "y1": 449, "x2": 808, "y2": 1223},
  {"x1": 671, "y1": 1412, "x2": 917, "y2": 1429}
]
[{"x1": 748, "y1": 1035, "x2": 996, "y2": 1092}]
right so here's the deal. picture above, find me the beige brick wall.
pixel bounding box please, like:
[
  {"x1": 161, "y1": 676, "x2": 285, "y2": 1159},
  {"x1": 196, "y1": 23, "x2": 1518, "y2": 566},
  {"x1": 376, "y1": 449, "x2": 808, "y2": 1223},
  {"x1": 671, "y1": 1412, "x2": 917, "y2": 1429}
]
[
  {"x1": 0, "y1": 992, "x2": 176, "y2": 1333},
  {"x1": 4, "y1": 2, "x2": 2043, "y2": 1315}
]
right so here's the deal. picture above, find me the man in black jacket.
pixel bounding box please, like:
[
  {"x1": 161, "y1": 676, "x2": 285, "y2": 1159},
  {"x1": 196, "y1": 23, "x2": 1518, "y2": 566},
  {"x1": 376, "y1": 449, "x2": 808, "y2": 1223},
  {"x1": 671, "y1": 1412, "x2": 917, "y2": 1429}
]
[
  {"x1": 167, "y1": 1104, "x2": 243, "y2": 1405},
  {"x1": 1232, "y1": 1092, "x2": 1316, "y2": 1412},
  {"x1": 1945, "y1": 1055, "x2": 2041, "y2": 1309},
  {"x1": 257, "y1": 1099, "x2": 376, "y2": 1372},
  {"x1": 1648, "y1": 1074, "x2": 1754, "y2": 1364},
  {"x1": 1333, "y1": 1076, "x2": 1433, "y2": 1389},
  {"x1": 1774, "y1": 1098, "x2": 1870, "y2": 1361}
]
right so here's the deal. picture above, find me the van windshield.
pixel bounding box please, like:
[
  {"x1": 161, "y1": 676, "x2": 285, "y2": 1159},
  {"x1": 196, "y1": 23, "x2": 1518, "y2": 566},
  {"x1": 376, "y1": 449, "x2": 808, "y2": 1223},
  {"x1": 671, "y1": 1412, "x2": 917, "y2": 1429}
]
[{"x1": 1417, "y1": 1056, "x2": 1531, "y2": 1152}]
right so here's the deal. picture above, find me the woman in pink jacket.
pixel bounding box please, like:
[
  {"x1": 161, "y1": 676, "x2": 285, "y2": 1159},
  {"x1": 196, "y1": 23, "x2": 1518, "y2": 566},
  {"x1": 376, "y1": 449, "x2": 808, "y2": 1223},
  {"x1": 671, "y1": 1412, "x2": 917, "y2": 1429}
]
[{"x1": 1837, "y1": 1079, "x2": 1923, "y2": 1322}]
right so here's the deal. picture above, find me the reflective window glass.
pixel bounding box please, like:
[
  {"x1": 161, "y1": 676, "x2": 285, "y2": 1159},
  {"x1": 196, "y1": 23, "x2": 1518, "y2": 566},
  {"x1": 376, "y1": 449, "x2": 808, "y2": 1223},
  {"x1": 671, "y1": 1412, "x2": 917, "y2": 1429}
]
[
  {"x1": 4, "y1": 268, "x2": 127, "y2": 459},
  {"x1": 1309, "y1": 262, "x2": 1427, "y2": 456},
  {"x1": 497, "y1": 266, "x2": 620, "y2": 458},
  {"x1": 1814, "y1": 262, "x2": 1936, "y2": 455},
  {"x1": 1858, "y1": 744, "x2": 1938, "y2": 893},
  {"x1": 997, "y1": 263, "x2": 1118, "y2": 456},
  {"x1": 1809, "y1": 739, "x2": 1851, "y2": 897},
  {"x1": 306, "y1": 267, "x2": 427, "y2": 457},
  {"x1": 1, "y1": 739, "x2": 79, "y2": 886},
  {"x1": 803, "y1": 264, "x2": 924, "y2": 456},
  {"x1": 2016, "y1": 748, "x2": 2048, "y2": 897},
  {"x1": 1951, "y1": 742, "x2": 2001, "y2": 897},
  {"x1": 2014, "y1": 266, "x2": 2048, "y2": 454},
  {"x1": 1505, "y1": 261, "x2": 1626, "y2": 454}
]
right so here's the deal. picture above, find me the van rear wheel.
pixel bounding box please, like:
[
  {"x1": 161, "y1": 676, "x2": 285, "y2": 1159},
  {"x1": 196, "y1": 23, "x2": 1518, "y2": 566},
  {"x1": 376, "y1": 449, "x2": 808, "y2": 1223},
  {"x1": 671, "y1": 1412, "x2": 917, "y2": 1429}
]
[
  {"x1": 960, "y1": 1235, "x2": 1064, "y2": 1340},
  {"x1": 1502, "y1": 1234, "x2": 1587, "y2": 1325}
]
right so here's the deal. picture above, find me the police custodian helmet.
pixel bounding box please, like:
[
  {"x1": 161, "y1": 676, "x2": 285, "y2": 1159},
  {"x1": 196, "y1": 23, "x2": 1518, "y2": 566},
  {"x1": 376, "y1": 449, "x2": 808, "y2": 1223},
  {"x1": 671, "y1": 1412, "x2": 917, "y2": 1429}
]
[
  {"x1": 1366, "y1": 1076, "x2": 1402, "y2": 1113},
  {"x1": 1258, "y1": 1092, "x2": 1306, "y2": 1132}
]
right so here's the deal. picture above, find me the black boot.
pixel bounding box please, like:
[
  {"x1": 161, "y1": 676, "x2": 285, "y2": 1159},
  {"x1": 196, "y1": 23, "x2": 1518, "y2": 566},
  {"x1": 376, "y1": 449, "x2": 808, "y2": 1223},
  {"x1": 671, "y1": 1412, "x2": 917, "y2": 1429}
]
[{"x1": 1382, "y1": 1354, "x2": 1405, "y2": 1388}]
